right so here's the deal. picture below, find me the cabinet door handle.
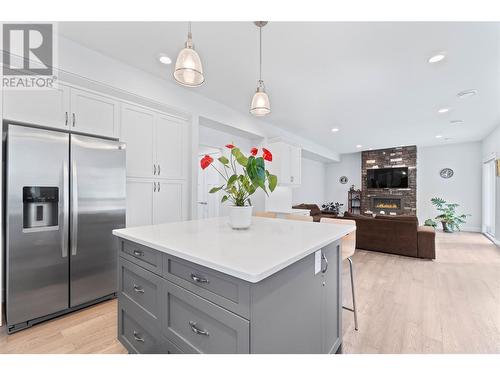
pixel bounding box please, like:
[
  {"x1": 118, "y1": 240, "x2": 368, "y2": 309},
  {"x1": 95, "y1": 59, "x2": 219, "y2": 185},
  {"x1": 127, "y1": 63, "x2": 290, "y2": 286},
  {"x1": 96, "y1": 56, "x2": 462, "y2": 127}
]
[
  {"x1": 190, "y1": 273, "x2": 209, "y2": 284},
  {"x1": 133, "y1": 250, "x2": 144, "y2": 257},
  {"x1": 321, "y1": 252, "x2": 329, "y2": 274},
  {"x1": 291, "y1": 176, "x2": 294, "y2": 182},
  {"x1": 153, "y1": 164, "x2": 156, "y2": 175},
  {"x1": 133, "y1": 284, "x2": 145, "y2": 293},
  {"x1": 153, "y1": 182, "x2": 157, "y2": 192},
  {"x1": 158, "y1": 164, "x2": 160, "y2": 175},
  {"x1": 65, "y1": 112, "x2": 68, "y2": 126},
  {"x1": 158, "y1": 182, "x2": 160, "y2": 192},
  {"x1": 72, "y1": 113, "x2": 76, "y2": 127},
  {"x1": 189, "y1": 321, "x2": 210, "y2": 336},
  {"x1": 133, "y1": 331, "x2": 145, "y2": 342}
]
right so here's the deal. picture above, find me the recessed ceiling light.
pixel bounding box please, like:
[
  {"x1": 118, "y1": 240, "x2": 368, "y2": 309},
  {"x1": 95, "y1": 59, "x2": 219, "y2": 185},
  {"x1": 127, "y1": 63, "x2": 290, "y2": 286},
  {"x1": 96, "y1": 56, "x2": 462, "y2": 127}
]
[
  {"x1": 457, "y1": 89, "x2": 478, "y2": 98},
  {"x1": 450, "y1": 120, "x2": 464, "y2": 125},
  {"x1": 428, "y1": 53, "x2": 446, "y2": 64},
  {"x1": 331, "y1": 128, "x2": 340, "y2": 132},
  {"x1": 438, "y1": 108, "x2": 450, "y2": 114},
  {"x1": 158, "y1": 53, "x2": 172, "y2": 65},
  {"x1": 435, "y1": 135, "x2": 443, "y2": 139},
  {"x1": 356, "y1": 144, "x2": 362, "y2": 148}
]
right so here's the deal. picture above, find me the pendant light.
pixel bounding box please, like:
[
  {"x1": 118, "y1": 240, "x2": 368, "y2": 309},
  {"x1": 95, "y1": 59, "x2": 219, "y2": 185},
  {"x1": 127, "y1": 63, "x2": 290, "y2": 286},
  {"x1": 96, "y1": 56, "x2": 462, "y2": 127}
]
[
  {"x1": 250, "y1": 21, "x2": 271, "y2": 117},
  {"x1": 174, "y1": 22, "x2": 205, "y2": 87}
]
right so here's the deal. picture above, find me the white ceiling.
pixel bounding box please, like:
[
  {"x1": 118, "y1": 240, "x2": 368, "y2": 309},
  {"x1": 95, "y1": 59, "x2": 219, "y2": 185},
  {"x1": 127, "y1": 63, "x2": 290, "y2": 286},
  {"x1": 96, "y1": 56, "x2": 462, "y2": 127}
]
[{"x1": 59, "y1": 22, "x2": 500, "y2": 154}]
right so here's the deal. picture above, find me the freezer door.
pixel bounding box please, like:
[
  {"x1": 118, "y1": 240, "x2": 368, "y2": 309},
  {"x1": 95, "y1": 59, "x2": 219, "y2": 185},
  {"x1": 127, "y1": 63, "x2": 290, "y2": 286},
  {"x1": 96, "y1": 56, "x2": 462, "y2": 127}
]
[
  {"x1": 6, "y1": 125, "x2": 70, "y2": 326},
  {"x1": 70, "y1": 134, "x2": 126, "y2": 307}
]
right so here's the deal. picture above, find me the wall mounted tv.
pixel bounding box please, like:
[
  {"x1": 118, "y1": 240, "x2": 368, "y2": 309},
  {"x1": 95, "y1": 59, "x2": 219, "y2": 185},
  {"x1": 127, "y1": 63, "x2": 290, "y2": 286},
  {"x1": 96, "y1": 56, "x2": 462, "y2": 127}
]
[{"x1": 367, "y1": 167, "x2": 409, "y2": 189}]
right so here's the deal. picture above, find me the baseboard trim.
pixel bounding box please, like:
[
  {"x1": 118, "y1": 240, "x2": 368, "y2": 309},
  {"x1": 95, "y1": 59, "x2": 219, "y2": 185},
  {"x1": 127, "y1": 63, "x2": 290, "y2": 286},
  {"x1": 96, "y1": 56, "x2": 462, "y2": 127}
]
[
  {"x1": 483, "y1": 232, "x2": 500, "y2": 246},
  {"x1": 461, "y1": 226, "x2": 481, "y2": 233}
]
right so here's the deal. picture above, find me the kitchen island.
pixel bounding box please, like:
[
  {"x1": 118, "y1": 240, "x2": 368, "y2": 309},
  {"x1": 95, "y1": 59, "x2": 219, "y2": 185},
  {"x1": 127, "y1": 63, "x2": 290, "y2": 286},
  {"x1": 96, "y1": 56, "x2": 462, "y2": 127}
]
[{"x1": 112, "y1": 216, "x2": 355, "y2": 354}]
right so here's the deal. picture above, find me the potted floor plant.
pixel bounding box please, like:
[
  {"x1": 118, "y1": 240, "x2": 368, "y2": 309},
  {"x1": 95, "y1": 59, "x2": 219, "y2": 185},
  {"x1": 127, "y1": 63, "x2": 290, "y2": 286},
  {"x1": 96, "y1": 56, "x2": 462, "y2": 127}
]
[
  {"x1": 200, "y1": 144, "x2": 277, "y2": 229},
  {"x1": 424, "y1": 197, "x2": 470, "y2": 233}
]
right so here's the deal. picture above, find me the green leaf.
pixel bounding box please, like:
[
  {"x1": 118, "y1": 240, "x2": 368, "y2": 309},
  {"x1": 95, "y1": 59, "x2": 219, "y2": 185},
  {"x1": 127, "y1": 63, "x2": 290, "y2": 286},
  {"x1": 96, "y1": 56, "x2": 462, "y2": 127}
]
[
  {"x1": 268, "y1": 174, "x2": 277, "y2": 192},
  {"x1": 227, "y1": 174, "x2": 238, "y2": 187},
  {"x1": 218, "y1": 156, "x2": 229, "y2": 165},
  {"x1": 209, "y1": 186, "x2": 223, "y2": 194},
  {"x1": 221, "y1": 195, "x2": 228, "y2": 203}
]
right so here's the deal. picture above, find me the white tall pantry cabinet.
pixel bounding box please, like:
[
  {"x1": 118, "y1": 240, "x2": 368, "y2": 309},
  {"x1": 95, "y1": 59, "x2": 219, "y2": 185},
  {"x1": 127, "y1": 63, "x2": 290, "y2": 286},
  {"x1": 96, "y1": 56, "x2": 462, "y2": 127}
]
[{"x1": 120, "y1": 103, "x2": 189, "y2": 227}]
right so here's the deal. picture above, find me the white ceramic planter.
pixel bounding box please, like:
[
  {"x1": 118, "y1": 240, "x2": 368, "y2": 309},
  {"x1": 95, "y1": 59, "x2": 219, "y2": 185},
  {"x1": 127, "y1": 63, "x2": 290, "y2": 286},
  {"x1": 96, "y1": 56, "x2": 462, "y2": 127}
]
[{"x1": 228, "y1": 205, "x2": 253, "y2": 229}]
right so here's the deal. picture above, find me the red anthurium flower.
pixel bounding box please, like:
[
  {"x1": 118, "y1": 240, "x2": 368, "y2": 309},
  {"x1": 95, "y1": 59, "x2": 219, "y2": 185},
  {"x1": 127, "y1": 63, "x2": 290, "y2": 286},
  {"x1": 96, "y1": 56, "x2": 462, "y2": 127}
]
[
  {"x1": 225, "y1": 144, "x2": 235, "y2": 149},
  {"x1": 250, "y1": 147, "x2": 258, "y2": 156},
  {"x1": 200, "y1": 155, "x2": 214, "y2": 170},
  {"x1": 262, "y1": 148, "x2": 273, "y2": 162}
]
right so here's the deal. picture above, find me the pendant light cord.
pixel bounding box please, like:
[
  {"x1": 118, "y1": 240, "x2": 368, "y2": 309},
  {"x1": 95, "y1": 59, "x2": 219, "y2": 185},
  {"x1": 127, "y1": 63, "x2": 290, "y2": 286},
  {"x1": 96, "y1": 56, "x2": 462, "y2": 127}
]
[{"x1": 259, "y1": 25, "x2": 262, "y2": 82}]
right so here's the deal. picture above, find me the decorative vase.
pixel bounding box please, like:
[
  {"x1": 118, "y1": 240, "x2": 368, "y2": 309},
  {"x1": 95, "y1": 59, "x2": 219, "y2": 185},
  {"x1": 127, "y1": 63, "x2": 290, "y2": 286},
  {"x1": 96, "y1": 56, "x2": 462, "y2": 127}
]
[
  {"x1": 228, "y1": 205, "x2": 253, "y2": 229},
  {"x1": 441, "y1": 221, "x2": 453, "y2": 233}
]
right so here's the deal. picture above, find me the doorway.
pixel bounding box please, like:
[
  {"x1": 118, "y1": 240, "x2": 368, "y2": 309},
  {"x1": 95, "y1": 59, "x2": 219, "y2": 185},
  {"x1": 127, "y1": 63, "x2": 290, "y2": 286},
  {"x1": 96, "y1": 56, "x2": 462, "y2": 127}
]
[
  {"x1": 198, "y1": 145, "x2": 222, "y2": 219},
  {"x1": 482, "y1": 158, "x2": 496, "y2": 238}
]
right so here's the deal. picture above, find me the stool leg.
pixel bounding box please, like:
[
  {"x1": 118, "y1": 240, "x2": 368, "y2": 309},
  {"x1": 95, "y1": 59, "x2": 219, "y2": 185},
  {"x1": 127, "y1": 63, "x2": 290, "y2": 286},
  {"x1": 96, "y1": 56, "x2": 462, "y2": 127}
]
[{"x1": 348, "y1": 257, "x2": 359, "y2": 331}]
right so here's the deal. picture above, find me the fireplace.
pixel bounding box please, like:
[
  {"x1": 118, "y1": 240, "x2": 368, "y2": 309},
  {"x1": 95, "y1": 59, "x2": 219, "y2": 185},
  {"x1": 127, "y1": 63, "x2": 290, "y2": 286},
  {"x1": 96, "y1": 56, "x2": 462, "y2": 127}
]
[{"x1": 371, "y1": 197, "x2": 403, "y2": 213}]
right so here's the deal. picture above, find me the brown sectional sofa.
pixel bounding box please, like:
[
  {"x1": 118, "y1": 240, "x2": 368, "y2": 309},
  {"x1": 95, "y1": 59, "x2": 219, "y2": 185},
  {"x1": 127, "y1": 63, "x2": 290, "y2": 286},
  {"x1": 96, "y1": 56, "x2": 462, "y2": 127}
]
[
  {"x1": 292, "y1": 204, "x2": 435, "y2": 259},
  {"x1": 340, "y1": 212, "x2": 435, "y2": 259}
]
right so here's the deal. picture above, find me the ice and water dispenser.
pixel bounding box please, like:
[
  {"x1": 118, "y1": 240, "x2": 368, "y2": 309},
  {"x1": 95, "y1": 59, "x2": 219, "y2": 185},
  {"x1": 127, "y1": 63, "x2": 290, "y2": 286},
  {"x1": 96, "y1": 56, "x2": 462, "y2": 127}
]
[{"x1": 23, "y1": 186, "x2": 59, "y2": 231}]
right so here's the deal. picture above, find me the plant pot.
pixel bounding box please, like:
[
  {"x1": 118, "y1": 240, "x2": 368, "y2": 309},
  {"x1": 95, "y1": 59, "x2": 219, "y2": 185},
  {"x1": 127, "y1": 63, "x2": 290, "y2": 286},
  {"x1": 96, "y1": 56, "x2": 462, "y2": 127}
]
[
  {"x1": 441, "y1": 221, "x2": 453, "y2": 233},
  {"x1": 228, "y1": 205, "x2": 253, "y2": 229}
]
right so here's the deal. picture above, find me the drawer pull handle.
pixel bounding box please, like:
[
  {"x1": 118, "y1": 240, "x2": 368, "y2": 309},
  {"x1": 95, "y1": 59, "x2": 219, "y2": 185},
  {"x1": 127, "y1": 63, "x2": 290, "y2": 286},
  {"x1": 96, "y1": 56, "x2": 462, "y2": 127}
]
[
  {"x1": 190, "y1": 274, "x2": 209, "y2": 284},
  {"x1": 133, "y1": 284, "x2": 145, "y2": 293},
  {"x1": 133, "y1": 250, "x2": 144, "y2": 257},
  {"x1": 133, "y1": 330, "x2": 145, "y2": 342},
  {"x1": 189, "y1": 321, "x2": 209, "y2": 336}
]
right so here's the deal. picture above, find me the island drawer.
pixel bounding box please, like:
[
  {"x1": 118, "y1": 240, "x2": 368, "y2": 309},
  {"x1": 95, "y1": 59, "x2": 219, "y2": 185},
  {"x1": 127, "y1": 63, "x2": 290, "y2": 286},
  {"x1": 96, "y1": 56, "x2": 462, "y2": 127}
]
[
  {"x1": 118, "y1": 297, "x2": 163, "y2": 354},
  {"x1": 162, "y1": 279, "x2": 250, "y2": 354},
  {"x1": 119, "y1": 257, "x2": 162, "y2": 321},
  {"x1": 119, "y1": 239, "x2": 163, "y2": 275},
  {"x1": 163, "y1": 255, "x2": 250, "y2": 319}
]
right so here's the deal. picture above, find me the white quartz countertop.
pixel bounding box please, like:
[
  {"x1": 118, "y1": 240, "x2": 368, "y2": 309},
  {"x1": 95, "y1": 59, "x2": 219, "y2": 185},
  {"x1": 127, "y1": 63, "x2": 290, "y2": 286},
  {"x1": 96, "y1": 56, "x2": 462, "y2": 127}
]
[{"x1": 113, "y1": 217, "x2": 355, "y2": 283}]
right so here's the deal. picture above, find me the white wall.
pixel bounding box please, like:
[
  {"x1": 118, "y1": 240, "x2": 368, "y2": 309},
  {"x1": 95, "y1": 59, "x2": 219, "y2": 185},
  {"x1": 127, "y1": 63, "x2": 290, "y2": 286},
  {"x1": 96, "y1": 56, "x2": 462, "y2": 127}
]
[
  {"x1": 417, "y1": 142, "x2": 482, "y2": 232},
  {"x1": 482, "y1": 125, "x2": 500, "y2": 241},
  {"x1": 325, "y1": 152, "x2": 362, "y2": 212},
  {"x1": 292, "y1": 157, "x2": 327, "y2": 206}
]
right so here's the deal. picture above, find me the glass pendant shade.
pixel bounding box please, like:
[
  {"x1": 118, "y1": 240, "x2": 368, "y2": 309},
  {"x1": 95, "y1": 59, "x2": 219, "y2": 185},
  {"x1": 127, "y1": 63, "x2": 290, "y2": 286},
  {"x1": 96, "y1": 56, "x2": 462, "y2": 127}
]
[
  {"x1": 173, "y1": 34, "x2": 205, "y2": 87},
  {"x1": 250, "y1": 82, "x2": 271, "y2": 116}
]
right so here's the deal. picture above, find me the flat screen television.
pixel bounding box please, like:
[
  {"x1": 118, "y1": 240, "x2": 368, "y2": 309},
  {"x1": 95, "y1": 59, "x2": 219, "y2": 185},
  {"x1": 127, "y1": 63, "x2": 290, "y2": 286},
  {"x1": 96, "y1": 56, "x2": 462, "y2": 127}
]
[{"x1": 367, "y1": 167, "x2": 408, "y2": 189}]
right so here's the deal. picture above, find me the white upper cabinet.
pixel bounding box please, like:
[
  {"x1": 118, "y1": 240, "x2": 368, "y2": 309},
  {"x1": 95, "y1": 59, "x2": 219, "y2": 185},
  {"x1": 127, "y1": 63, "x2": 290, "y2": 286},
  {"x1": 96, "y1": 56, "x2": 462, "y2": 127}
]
[
  {"x1": 3, "y1": 83, "x2": 119, "y2": 138},
  {"x1": 156, "y1": 114, "x2": 187, "y2": 180},
  {"x1": 120, "y1": 104, "x2": 156, "y2": 178},
  {"x1": 70, "y1": 87, "x2": 119, "y2": 138},
  {"x1": 120, "y1": 105, "x2": 188, "y2": 180},
  {"x1": 3, "y1": 84, "x2": 71, "y2": 129},
  {"x1": 267, "y1": 141, "x2": 302, "y2": 186}
]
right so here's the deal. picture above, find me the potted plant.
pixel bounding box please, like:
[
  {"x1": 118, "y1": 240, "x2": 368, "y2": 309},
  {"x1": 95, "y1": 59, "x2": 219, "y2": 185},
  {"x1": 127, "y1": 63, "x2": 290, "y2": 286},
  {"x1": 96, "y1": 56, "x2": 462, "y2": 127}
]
[
  {"x1": 200, "y1": 144, "x2": 277, "y2": 229},
  {"x1": 424, "y1": 197, "x2": 470, "y2": 233}
]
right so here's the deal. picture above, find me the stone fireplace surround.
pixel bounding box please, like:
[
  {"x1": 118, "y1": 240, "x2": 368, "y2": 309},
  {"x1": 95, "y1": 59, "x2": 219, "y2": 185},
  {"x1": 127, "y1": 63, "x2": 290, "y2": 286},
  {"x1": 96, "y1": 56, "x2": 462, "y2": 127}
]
[{"x1": 361, "y1": 146, "x2": 417, "y2": 216}]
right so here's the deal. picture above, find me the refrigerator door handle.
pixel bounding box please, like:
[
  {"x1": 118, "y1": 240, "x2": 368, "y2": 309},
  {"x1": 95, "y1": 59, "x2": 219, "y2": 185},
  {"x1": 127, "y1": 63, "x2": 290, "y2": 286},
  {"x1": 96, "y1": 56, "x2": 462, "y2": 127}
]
[
  {"x1": 71, "y1": 161, "x2": 78, "y2": 256},
  {"x1": 62, "y1": 161, "x2": 69, "y2": 258}
]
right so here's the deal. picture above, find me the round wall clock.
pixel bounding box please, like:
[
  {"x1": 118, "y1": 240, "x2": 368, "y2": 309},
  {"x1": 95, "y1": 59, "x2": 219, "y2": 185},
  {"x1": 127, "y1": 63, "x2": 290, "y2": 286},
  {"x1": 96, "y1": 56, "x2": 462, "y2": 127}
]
[
  {"x1": 440, "y1": 168, "x2": 454, "y2": 179},
  {"x1": 339, "y1": 176, "x2": 348, "y2": 184}
]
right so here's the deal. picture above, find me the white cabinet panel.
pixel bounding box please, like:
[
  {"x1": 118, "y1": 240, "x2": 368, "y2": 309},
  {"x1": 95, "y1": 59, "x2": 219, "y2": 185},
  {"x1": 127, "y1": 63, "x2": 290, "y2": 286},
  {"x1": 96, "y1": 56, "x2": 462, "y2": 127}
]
[
  {"x1": 126, "y1": 179, "x2": 154, "y2": 227},
  {"x1": 3, "y1": 84, "x2": 70, "y2": 129},
  {"x1": 120, "y1": 104, "x2": 155, "y2": 178},
  {"x1": 70, "y1": 87, "x2": 119, "y2": 138},
  {"x1": 154, "y1": 181, "x2": 186, "y2": 224},
  {"x1": 289, "y1": 145, "x2": 302, "y2": 185},
  {"x1": 156, "y1": 115, "x2": 187, "y2": 180},
  {"x1": 267, "y1": 142, "x2": 301, "y2": 186}
]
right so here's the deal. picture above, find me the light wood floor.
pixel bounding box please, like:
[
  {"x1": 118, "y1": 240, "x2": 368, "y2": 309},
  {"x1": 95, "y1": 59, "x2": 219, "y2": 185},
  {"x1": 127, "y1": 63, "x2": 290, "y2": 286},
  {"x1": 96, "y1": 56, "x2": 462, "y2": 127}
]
[
  {"x1": 341, "y1": 231, "x2": 500, "y2": 353},
  {"x1": 1, "y1": 231, "x2": 498, "y2": 354}
]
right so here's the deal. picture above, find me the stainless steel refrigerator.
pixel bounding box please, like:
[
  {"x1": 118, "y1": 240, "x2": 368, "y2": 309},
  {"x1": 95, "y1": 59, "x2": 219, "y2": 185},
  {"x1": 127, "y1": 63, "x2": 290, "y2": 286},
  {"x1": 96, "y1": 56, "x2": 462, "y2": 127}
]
[{"x1": 4, "y1": 124, "x2": 126, "y2": 333}]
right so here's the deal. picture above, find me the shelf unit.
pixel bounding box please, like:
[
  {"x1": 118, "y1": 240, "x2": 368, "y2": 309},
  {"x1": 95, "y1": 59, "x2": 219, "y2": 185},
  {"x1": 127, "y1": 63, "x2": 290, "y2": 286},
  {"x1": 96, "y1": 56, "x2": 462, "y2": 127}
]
[{"x1": 348, "y1": 189, "x2": 362, "y2": 215}]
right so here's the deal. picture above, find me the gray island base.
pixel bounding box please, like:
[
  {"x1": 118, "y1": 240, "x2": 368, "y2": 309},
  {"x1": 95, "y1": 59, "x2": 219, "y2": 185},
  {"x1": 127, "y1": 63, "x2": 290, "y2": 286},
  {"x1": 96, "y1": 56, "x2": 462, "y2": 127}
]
[{"x1": 113, "y1": 217, "x2": 355, "y2": 354}]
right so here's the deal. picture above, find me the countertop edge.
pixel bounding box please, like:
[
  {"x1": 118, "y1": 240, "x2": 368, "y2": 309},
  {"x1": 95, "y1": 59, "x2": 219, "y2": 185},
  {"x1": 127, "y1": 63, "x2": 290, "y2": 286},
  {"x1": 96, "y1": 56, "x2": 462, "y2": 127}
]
[{"x1": 113, "y1": 224, "x2": 355, "y2": 283}]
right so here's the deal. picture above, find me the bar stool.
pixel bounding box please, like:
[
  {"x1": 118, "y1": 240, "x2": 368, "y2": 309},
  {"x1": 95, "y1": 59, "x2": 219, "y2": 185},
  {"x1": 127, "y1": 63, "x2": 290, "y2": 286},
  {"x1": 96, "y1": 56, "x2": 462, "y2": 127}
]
[
  {"x1": 321, "y1": 218, "x2": 359, "y2": 331},
  {"x1": 253, "y1": 211, "x2": 277, "y2": 218},
  {"x1": 285, "y1": 214, "x2": 313, "y2": 222}
]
